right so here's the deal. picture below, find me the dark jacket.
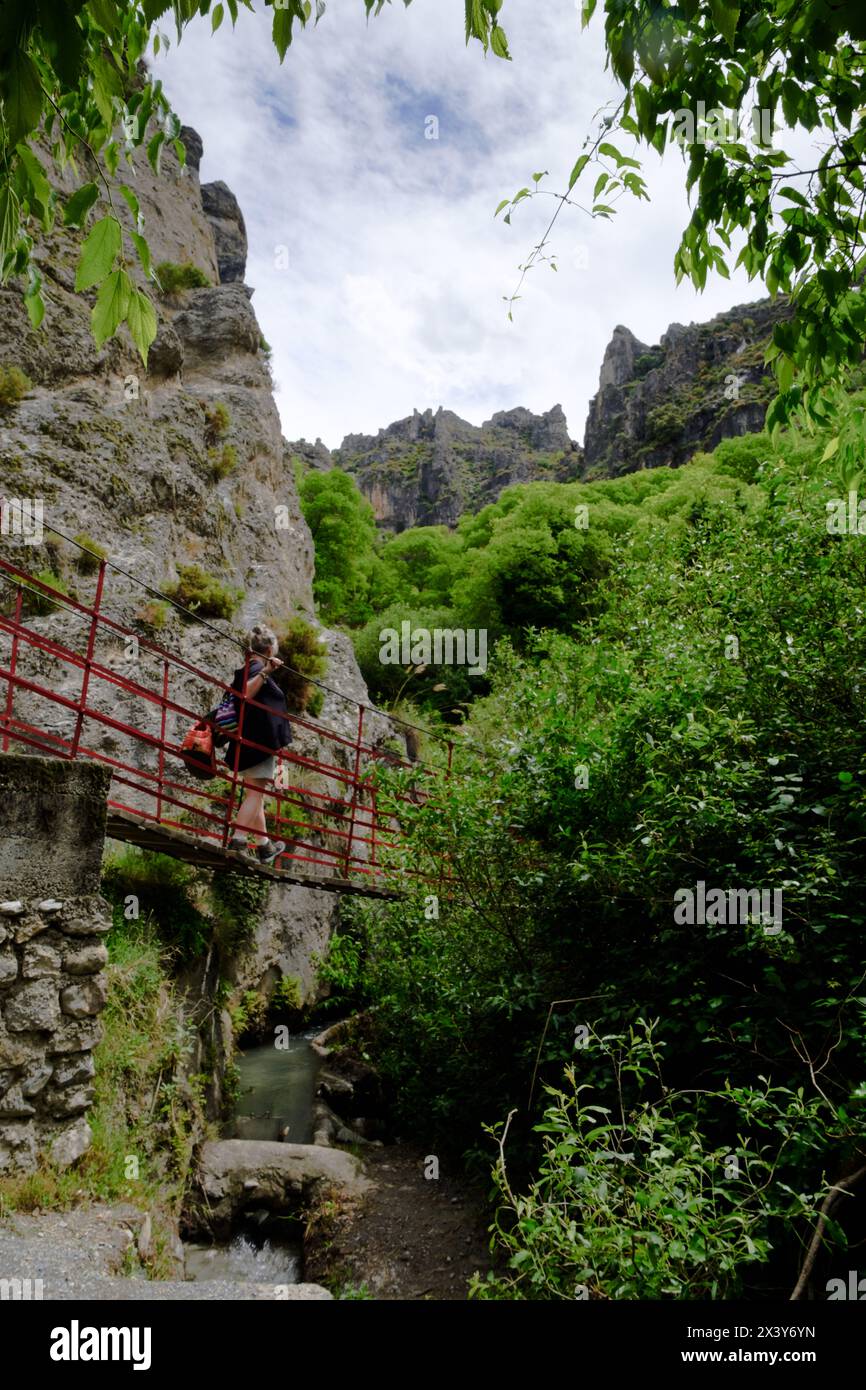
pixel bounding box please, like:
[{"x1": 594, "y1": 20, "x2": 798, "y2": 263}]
[{"x1": 224, "y1": 659, "x2": 293, "y2": 772}]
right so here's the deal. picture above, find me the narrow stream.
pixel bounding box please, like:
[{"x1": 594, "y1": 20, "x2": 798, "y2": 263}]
[
  {"x1": 184, "y1": 1028, "x2": 323, "y2": 1283},
  {"x1": 225, "y1": 1026, "x2": 323, "y2": 1145}
]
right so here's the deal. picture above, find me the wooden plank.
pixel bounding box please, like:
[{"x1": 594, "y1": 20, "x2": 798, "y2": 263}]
[{"x1": 105, "y1": 811, "x2": 401, "y2": 900}]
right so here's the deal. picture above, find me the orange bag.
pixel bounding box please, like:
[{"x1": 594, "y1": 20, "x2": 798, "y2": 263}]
[{"x1": 179, "y1": 721, "x2": 216, "y2": 780}]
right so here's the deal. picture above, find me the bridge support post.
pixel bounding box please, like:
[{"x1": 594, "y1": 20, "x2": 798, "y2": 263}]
[{"x1": 0, "y1": 754, "x2": 112, "y2": 1175}]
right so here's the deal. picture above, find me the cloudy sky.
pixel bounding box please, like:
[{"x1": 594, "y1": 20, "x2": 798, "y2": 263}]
[{"x1": 153, "y1": 0, "x2": 767, "y2": 450}]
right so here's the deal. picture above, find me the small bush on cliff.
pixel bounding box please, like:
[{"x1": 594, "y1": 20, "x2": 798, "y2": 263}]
[
  {"x1": 211, "y1": 869, "x2": 268, "y2": 953},
  {"x1": 267, "y1": 614, "x2": 328, "y2": 715},
  {"x1": 209, "y1": 443, "x2": 238, "y2": 480},
  {"x1": 23, "y1": 569, "x2": 70, "y2": 616},
  {"x1": 102, "y1": 847, "x2": 211, "y2": 961},
  {"x1": 165, "y1": 564, "x2": 242, "y2": 620},
  {"x1": 0, "y1": 364, "x2": 31, "y2": 409},
  {"x1": 271, "y1": 973, "x2": 303, "y2": 1013},
  {"x1": 229, "y1": 988, "x2": 269, "y2": 1042},
  {"x1": 135, "y1": 600, "x2": 169, "y2": 632},
  {"x1": 203, "y1": 400, "x2": 231, "y2": 444},
  {"x1": 73, "y1": 533, "x2": 107, "y2": 574},
  {"x1": 155, "y1": 261, "x2": 211, "y2": 294}
]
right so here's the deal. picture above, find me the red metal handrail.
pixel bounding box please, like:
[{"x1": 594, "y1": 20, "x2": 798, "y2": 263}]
[{"x1": 0, "y1": 544, "x2": 453, "y2": 892}]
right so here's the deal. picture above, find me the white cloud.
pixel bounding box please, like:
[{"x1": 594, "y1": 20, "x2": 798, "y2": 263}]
[{"x1": 152, "y1": 0, "x2": 779, "y2": 450}]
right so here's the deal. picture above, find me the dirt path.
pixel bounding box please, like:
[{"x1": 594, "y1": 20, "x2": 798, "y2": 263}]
[{"x1": 304, "y1": 1141, "x2": 497, "y2": 1300}]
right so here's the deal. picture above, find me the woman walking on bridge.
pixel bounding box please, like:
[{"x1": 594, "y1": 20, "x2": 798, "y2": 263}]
[{"x1": 227, "y1": 624, "x2": 292, "y2": 864}]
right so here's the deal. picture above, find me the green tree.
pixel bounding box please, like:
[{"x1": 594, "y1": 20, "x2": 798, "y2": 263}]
[
  {"x1": 453, "y1": 486, "x2": 612, "y2": 636},
  {"x1": 299, "y1": 467, "x2": 378, "y2": 623},
  {"x1": 322, "y1": 424, "x2": 866, "y2": 1294},
  {"x1": 372, "y1": 524, "x2": 465, "y2": 610}
]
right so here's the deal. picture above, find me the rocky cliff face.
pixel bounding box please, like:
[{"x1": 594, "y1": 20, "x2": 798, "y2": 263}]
[
  {"x1": 580, "y1": 296, "x2": 791, "y2": 479},
  {"x1": 289, "y1": 403, "x2": 582, "y2": 533},
  {"x1": 0, "y1": 122, "x2": 387, "y2": 1041},
  {"x1": 289, "y1": 297, "x2": 790, "y2": 532}
]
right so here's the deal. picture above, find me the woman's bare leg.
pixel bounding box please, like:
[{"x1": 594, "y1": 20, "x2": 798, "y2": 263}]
[{"x1": 234, "y1": 777, "x2": 269, "y2": 843}]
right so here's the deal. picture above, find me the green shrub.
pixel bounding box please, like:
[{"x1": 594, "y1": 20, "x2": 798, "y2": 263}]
[
  {"x1": 73, "y1": 532, "x2": 107, "y2": 574},
  {"x1": 101, "y1": 847, "x2": 211, "y2": 961},
  {"x1": 229, "y1": 988, "x2": 269, "y2": 1041},
  {"x1": 155, "y1": 260, "x2": 211, "y2": 293},
  {"x1": 0, "y1": 364, "x2": 31, "y2": 409},
  {"x1": 203, "y1": 400, "x2": 231, "y2": 444},
  {"x1": 211, "y1": 869, "x2": 268, "y2": 953},
  {"x1": 23, "y1": 569, "x2": 70, "y2": 616},
  {"x1": 165, "y1": 564, "x2": 242, "y2": 620},
  {"x1": 268, "y1": 615, "x2": 329, "y2": 714},
  {"x1": 644, "y1": 401, "x2": 684, "y2": 447},
  {"x1": 271, "y1": 973, "x2": 302, "y2": 1013},
  {"x1": 471, "y1": 1025, "x2": 822, "y2": 1301},
  {"x1": 135, "y1": 600, "x2": 169, "y2": 631},
  {"x1": 209, "y1": 443, "x2": 238, "y2": 480},
  {"x1": 633, "y1": 350, "x2": 663, "y2": 379}
]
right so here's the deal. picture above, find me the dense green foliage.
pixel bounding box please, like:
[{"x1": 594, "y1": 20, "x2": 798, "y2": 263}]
[
  {"x1": 300, "y1": 457, "x2": 760, "y2": 712},
  {"x1": 471, "y1": 1025, "x2": 828, "y2": 1300},
  {"x1": 299, "y1": 468, "x2": 379, "y2": 625},
  {"x1": 321, "y1": 418, "x2": 866, "y2": 1297}
]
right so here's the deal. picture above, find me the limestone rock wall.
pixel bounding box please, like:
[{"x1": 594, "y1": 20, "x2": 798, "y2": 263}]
[
  {"x1": 308, "y1": 403, "x2": 582, "y2": 533},
  {"x1": 580, "y1": 296, "x2": 792, "y2": 479},
  {"x1": 0, "y1": 755, "x2": 112, "y2": 1174}
]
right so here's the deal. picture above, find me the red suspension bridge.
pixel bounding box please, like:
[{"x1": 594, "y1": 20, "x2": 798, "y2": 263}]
[{"x1": 0, "y1": 522, "x2": 455, "y2": 899}]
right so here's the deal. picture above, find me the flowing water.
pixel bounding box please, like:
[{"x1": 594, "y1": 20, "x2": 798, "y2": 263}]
[
  {"x1": 225, "y1": 1027, "x2": 323, "y2": 1144},
  {"x1": 184, "y1": 1232, "x2": 302, "y2": 1283},
  {"x1": 184, "y1": 1028, "x2": 323, "y2": 1283}
]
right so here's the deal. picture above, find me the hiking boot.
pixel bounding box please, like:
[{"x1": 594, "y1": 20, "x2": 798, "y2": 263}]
[
  {"x1": 257, "y1": 838, "x2": 285, "y2": 865},
  {"x1": 228, "y1": 837, "x2": 253, "y2": 857}
]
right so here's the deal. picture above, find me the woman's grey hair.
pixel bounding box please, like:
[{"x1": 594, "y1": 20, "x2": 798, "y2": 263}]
[{"x1": 247, "y1": 623, "x2": 278, "y2": 656}]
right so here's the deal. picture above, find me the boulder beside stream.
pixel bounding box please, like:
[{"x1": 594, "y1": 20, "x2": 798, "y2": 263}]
[{"x1": 196, "y1": 1139, "x2": 370, "y2": 1237}]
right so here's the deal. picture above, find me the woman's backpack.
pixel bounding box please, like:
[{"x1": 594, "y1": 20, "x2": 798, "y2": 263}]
[{"x1": 178, "y1": 720, "x2": 217, "y2": 780}]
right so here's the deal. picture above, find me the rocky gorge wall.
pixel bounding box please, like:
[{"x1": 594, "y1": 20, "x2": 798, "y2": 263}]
[
  {"x1": 577, "y1": 295, "x2": 791, "y2": 479},
  {"x1": 328, "y1": 403, "x2": 582, "y2": 532},
  {"x1": 288, "y1": 297, "x2": 789, "y2": 532},
  {"x1": 0, "y1": 756, "x2": 111, "y2": 1174}
]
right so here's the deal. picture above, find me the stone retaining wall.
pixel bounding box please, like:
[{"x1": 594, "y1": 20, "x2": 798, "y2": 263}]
[{"x1": 0, "y1": 754, "x2": 112, "y2": 1173}]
